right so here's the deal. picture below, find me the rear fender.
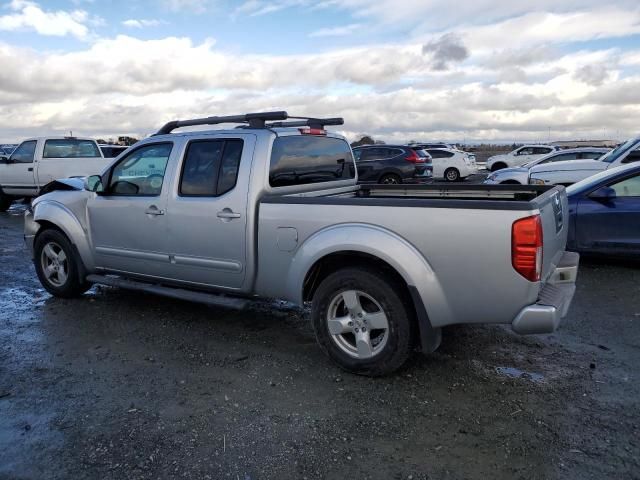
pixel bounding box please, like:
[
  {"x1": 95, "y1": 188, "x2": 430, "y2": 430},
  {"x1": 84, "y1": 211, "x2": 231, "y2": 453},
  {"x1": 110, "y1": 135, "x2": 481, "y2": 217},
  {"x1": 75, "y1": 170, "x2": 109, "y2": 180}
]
[
  {"x1": 31, "y1": 200, "x2": 95, "y2": 271},
  {"x1": 285, "y1": 223, "x2": 454, "y2": 328}
]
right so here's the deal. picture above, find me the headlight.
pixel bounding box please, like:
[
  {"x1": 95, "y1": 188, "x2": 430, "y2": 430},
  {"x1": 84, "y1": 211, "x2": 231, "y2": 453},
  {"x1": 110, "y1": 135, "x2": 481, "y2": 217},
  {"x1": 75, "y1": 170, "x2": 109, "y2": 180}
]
[
  {"x1": 529, "y1": 178, "x2": 546, "y2": 185},
  {"x1": 487, "y1": 173, "x2": 497, "y2": 181}
]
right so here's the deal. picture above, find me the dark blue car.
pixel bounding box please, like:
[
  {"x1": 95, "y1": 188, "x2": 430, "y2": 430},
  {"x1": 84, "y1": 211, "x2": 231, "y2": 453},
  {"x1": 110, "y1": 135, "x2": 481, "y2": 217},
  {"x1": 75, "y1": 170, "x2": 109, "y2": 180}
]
[{"x1": 567, "y1": 162, "x2": 640, "y2": 256}]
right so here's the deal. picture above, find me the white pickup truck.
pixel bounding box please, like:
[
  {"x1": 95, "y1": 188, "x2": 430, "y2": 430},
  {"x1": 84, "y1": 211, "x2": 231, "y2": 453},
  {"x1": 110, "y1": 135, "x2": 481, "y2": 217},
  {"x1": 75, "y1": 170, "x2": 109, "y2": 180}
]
[{"x1": 0, "y1": 136, "x2": 110, "y2": 211}]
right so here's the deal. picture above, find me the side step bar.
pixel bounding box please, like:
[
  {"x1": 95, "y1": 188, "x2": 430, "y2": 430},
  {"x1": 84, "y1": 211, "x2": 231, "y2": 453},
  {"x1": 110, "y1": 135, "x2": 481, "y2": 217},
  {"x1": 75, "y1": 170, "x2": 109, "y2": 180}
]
[{"x1": 86, "y1": 274, "x2": 248, "y2": 309}]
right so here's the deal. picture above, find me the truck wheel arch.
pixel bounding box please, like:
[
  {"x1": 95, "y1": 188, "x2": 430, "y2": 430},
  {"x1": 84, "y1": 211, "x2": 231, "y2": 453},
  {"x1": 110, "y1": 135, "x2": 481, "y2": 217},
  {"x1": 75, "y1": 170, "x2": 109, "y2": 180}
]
[
  {"x1": 287, "y1": 224, "x2": 453, "y2": 352},
  {"x1": 32, "y1": 201, "x2": 95, "y2": 272}
]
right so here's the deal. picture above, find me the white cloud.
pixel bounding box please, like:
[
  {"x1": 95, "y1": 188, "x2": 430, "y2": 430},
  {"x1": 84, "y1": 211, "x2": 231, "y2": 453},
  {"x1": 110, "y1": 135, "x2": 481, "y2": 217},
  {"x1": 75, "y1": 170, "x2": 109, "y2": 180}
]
[
  {"x1": 161, "y1": 0, "x2": 213, "y2": 13},
  {"x1": 0, "y1": 0, "x2": 101, "y2": 39},
  {"x1": 309, "y1": 23, "x2": 361, "y2": 37},
  {"x1": 122, "y1": 19, "x2": 164, "y2": 29}
]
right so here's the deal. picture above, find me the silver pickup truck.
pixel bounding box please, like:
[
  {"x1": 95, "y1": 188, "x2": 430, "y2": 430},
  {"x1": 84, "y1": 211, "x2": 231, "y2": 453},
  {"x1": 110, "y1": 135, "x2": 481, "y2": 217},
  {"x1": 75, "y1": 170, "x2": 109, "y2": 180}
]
[{"x1": 24, "y1": 111, "x2": 579, "y2": 376}]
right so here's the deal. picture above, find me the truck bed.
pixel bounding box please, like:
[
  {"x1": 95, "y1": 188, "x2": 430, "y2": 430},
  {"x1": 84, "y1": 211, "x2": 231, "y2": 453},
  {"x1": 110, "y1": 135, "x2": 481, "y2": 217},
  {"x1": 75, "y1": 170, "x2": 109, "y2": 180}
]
[{"x1": 263, "y1": 183, "x2": 561, "y2": 210}]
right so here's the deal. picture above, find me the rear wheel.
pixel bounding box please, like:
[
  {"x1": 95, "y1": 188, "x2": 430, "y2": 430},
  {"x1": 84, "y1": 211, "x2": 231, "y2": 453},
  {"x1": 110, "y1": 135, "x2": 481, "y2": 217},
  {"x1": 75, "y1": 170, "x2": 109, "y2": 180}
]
[
  {"x1": 490, "y1": 162, "x2": 507, "y2": 172},
  {"x1": 444, "y1": 168, "x2": 460, "y2": 182},
  {"x1": 34, "y1": 229, "x2": 91, "y2": 298},
  {"x1": 379, "y1": 174, "x2": 402, "y2": 185},
  {"x1": 0, "y1": 193, "x2": 12, "y2": 212},
  {"x1": 311, "y1": 266, "x2": 414, "y2": 376}
]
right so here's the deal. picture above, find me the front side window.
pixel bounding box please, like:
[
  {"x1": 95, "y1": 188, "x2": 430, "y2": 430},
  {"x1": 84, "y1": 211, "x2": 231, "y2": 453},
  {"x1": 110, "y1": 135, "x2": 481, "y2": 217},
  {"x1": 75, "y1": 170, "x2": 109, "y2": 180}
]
[
  {"x1": 43, "y1": 139, "x2": 100, "y2": 158},
  {"x1": 10, "y1": 140, "x2": 37, "y2": 163},
  {"x1": 269, "y1": 136, "x2": 355, "y2": 187},
  {"x1": 517, "y1": 147, "x2": 534, "y2": 156},
  {"x1": 610, "y1": 174, "x2": 640, "y2": 197},
  {"x1": 179, "y1": 139, "x2": 243, "y2": 196},
  {"x1": 545, "y1": 152, "x2": 579, "y2": 163},
  {"x1": 108, "y1": 143, "x2": 172, "y2": 196}
]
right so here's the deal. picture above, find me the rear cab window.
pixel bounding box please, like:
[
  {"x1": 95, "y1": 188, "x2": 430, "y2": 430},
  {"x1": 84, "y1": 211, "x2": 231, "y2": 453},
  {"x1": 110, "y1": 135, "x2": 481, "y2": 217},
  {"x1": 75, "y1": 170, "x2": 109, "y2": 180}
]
[
  {"x1": 43, "y1": 139, "x2": 101, "y2": 158},
  {"x1": 269, "y1": 135, "x2": 355, "y2": 188}
]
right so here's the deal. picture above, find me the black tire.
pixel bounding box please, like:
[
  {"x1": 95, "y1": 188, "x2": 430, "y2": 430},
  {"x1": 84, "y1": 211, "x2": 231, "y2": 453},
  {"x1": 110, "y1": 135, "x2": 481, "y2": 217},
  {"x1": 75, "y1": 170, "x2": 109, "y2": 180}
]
[
  {"x1": 0, "y1": 193, "x2": 11, "y2": 212},
  {"x1": 379, "y1": 174, "x2": 402, "y2": 185},
  {"x1": 444, "y1": 167, "x2": 460, "y2": 182},
  {"x1": 311, "y1": 266, "x2": 415, "y2": 376},
  {"x1": 490, "y1": 162, "x2": 507, "y2": 172},
  {"x1": 34, "y1": 229, "x2": 91, "y2": 298}
]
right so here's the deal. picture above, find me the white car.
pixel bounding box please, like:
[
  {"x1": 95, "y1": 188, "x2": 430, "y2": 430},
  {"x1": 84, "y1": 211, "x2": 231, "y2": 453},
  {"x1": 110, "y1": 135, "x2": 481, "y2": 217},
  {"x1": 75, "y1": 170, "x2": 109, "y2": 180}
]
[
  {"x1": 487, "y1": 145, "x2": 558, "y2": 172},
  {"x1": 484, "y1": 148, "x2": 610, "y2": 185},
  {"x1": 425, "y1": 148, "x2": 477, "y2": 182},
  {"x1": 529, "y1": 137, "x2": 640, "y2": 186}
]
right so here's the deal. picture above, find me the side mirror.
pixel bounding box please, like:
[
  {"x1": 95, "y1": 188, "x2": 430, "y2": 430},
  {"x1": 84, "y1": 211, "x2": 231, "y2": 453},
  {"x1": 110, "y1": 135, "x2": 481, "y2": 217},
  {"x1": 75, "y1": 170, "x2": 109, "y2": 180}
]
[
  {"x1": 85, "y1": 175, "x2": 105, "y2": 193},
  {"x1": 589, "y1": 186, "x2": 616, "y2": 201}
]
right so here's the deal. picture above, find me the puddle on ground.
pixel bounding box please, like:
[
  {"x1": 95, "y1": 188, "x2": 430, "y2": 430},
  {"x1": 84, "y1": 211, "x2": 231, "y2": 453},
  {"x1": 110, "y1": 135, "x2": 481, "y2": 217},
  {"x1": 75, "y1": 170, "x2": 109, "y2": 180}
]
[{"x1": 495, "y1": 366, "x2": 545, "y2": 383}]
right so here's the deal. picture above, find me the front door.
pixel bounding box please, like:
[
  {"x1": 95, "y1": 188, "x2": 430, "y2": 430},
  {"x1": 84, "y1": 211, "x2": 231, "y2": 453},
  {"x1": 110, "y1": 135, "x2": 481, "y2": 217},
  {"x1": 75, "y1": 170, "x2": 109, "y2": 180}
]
[
  {"x1": 1, "y1": 140, "x2": 37, "y2": 196},
  {"x1": 87, "y1": 142, "x2": 175, "y2": 279},
  {"x1": 576, "y1": 171, "x2": 640, "y2": 254},
  {"x1": 166, "y1": 134, "x2": 253, "y2": 289}
]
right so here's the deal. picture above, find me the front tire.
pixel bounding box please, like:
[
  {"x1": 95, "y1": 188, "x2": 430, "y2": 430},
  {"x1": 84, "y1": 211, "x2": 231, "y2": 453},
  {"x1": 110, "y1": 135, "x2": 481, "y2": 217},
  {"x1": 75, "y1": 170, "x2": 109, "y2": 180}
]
[
  {"x1": 34, "y1": 229, "x2": 91, "y2": 298},
  {"x1": 311, "y1": 267, "x2": 414, "y2": 376},
  {"x1": 0, "y1": 193, "x2": 11, "y2": 212},
  {"x1": 444, "y1": 167, "x2": 460, "y2": 182}
]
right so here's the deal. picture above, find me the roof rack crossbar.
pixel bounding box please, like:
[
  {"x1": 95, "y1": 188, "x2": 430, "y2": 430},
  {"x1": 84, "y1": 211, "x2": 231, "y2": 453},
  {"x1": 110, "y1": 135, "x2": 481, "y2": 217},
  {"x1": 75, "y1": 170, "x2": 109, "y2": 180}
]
[{"x1": 155, "y1": 111, "x2": 289, "y2": 135}]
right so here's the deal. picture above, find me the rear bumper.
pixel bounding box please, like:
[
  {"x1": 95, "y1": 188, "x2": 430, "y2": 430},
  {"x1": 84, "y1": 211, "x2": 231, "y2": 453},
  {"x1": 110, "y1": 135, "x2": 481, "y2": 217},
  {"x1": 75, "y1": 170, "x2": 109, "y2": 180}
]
[{"x1": 511, "y1": 251, "x2": 579, "y2": 334}]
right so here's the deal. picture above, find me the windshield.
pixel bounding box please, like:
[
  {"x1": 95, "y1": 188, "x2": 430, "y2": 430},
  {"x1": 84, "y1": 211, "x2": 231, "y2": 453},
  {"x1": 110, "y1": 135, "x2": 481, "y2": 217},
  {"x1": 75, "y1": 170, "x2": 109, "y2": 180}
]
[
  {"x1": 567, "y1": 163, "x2": 639, "y2": 195},
  {"x1": 599, "y1": 138, "x2": 639, "y2": 163}
]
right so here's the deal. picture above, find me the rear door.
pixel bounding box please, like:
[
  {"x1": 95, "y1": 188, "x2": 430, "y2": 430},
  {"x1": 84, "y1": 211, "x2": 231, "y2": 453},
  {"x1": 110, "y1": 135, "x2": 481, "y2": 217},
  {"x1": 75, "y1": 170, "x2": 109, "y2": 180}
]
[
  {"x1": 166, "y1": 134, "x2": 254, "y2": 289},
  {"x1": 355, "y1": 148, "x2": 384, "y2": 182},
  {"x1": 0, "y1": 140, "x2": 37, "y2": 196},
  {"x1": 576, "y1": 171, "x2": 640, "y2": 254}
]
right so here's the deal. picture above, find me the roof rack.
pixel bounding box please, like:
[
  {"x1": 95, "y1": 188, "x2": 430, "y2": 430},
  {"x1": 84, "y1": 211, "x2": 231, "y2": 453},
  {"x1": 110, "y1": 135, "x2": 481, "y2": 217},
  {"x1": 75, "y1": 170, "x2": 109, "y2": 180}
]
[{"x1": 155, "y1": 111, "x2": 344, "y2": 135}]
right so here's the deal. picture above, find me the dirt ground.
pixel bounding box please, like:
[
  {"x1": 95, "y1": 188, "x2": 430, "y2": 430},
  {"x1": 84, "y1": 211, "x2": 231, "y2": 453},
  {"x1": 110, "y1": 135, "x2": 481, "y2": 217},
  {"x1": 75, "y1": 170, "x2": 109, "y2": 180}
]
[{"x1": 0, "y1": 203, "x2": 638, "y2": 480}]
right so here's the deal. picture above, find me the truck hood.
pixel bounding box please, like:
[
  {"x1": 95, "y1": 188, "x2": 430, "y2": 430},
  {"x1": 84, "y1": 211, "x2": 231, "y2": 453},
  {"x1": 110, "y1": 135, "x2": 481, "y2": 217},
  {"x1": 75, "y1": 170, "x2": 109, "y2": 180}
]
[
  {"x1": 529, "y1": 159, "x2": 604, "y2": 174},
  {"x1": 38, "y1": 177, "x2": 86, "y2": 196}
]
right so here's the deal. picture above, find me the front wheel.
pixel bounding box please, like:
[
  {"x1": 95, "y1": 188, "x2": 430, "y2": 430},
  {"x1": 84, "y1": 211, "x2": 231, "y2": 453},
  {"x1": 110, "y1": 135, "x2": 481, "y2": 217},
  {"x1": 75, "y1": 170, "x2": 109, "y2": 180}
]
[
  {"x1": 311, "y1": 267, "x2": 415, "y2": 376},
  {"x1": 0, "y1": 193, "x2": 12, "y2": 212},
  {"x1": 34, "y1": 229, "x2": 91, "y2": 298},
  {"x1": 444, "y1": 167, "x2": 460, "y2": 182}
]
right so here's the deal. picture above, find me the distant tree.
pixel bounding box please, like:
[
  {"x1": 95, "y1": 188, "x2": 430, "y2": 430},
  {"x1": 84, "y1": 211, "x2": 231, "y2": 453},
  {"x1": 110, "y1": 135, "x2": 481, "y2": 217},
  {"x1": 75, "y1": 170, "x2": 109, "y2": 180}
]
[
  {"x1": 96, "y1": 139, "x2": 106, "y2": 144},
  {"x1": 374, "y1": 140, "x2": 386, "y2": 144},
  {"x1": 351, "y1": 135, "x2": 375, "y2": 147},
  {"x1": 118, "y1": 136, "x2": 139, "y2": 146}
]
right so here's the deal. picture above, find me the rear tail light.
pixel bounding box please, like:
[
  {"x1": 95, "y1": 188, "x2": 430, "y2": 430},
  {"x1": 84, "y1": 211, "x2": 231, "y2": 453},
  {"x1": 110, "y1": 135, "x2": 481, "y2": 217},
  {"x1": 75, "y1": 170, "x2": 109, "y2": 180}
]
[
  {"x1": 405, "y1": 150, "x2": 425, "y2": 163},
  {"x1": 512, "y1": 215, "x2": 543, "y2": 282},
  {"x1": 298, "y1": 127, "x2": 326, "y2": 135}
]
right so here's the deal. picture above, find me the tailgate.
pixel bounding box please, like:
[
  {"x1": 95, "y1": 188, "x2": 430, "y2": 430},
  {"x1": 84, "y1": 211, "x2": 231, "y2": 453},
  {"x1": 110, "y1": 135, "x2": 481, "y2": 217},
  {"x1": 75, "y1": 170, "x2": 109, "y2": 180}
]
[{"x1": 536, "y1": 187, "x2": 569, "y2": 282}]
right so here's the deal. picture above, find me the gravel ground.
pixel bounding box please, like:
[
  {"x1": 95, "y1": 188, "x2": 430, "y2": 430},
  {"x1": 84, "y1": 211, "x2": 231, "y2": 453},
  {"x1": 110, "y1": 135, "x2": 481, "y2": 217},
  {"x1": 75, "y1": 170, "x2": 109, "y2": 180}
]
[{"x1": 0, "y1": 203, "x2": 638, "y2": 480}]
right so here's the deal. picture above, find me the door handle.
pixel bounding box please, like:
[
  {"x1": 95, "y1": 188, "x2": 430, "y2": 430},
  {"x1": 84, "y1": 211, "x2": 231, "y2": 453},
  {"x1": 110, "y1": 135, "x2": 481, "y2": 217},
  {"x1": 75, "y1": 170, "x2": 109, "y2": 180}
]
[
  {"x1": 28, "y1": 167, "x2": 33, "y2": 172},
  {"x1": 145, "y1": 205, "x2": 165, "y2": 216},
  {"x1": 217, "y1": 209, "x2": 241, "y2": 220}
]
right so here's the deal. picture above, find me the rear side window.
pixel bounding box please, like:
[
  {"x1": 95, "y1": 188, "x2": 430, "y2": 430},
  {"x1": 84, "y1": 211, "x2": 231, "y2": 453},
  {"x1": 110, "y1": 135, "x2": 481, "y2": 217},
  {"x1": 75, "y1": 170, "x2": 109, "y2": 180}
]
[
  {"x1": 179, "y1": 139, "x2": 244, "y2": 196},
  {"x1": 533, "y1": 147, "x2": 553, "y2": 155},
  {"x1": 269, "y1": 136, "x2": 355, "y2": 187},
  {"x1": 43, "y1": 139, "x2": 100, "y2": 158},
  {"x1": 10, "y1": 140, "x2": 37, "y2": 163},
  {"x1": 428, "y1": 149, "x2": 453, "y2": 159},
  {"x1": 581, "y1": 152, "x2": 605, "y2": 160}
]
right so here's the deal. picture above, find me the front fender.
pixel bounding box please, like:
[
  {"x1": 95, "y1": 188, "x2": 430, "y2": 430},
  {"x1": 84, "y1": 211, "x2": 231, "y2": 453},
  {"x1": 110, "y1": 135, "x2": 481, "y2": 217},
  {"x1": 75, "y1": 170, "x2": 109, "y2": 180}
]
[
  {"x1": 285, "y1": 223, "x2": 454, "y2": 327},
  {"x1": 31, "y1": 200, "x2": 95, "y2": 271}
]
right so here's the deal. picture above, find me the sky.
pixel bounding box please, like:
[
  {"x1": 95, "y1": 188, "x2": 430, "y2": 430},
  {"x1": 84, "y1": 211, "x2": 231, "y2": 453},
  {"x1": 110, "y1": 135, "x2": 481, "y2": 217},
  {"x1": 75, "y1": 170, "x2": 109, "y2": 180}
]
[{"x1": 0, "y1": 0, "x2": 639, "y2": 144}]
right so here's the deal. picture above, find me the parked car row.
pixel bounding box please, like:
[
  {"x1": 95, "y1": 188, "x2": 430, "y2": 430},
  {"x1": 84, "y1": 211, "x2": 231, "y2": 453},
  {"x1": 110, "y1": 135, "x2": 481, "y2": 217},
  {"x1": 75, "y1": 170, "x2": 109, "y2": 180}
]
[{"x1": 352, "y1": 144, "x2": 478, "y2": 184}]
